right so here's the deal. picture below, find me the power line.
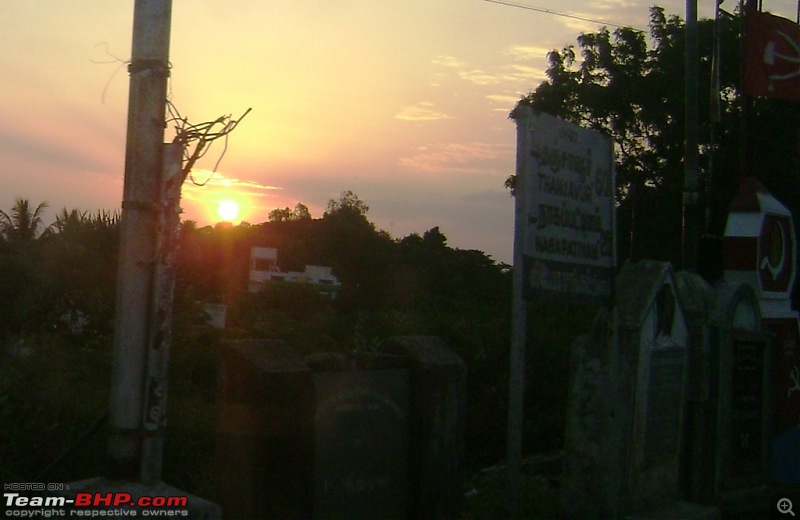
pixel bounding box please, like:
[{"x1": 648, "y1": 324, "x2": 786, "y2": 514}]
[{"x1": 483, "y1": 0, "x2": 644, "y2": 32}]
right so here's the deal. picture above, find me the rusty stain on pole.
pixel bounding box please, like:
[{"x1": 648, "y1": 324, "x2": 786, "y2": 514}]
[{"x1": 107, "y1": 0, "x2": 173, "y2": 480}]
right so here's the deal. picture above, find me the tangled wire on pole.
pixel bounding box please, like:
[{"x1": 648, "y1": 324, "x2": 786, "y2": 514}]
[{"x1": 166, "y1": 100, "x2": 251, "y2": 185}]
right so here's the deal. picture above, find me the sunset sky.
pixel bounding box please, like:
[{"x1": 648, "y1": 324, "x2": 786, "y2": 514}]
[{"x1": 1, "y1": 1, "x2": 796, "y2": 263}]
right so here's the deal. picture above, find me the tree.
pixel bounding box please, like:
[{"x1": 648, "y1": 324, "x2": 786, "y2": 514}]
[
  {"x1": 0, "y1": 198, "x2": 49, "y2": 248},
  {"x1": 25, "y1": 208, "x2": 121, "y2": 338},
  {"x1": 325, "y1": 190, "x2": 369, "y2": 217},
  {"x1": 316, "y1": 191, "x2": 390, "y2": 310},
  {"x1": 52, "y1": 208, "x2": 87, "y2": 234},
  {"x1": 511, "y1": 7, "x2": 774, "y2": 270},
  {"x1": 268, "y1": 202, "x2": 312, "y2": 223},
  {"x1": 422, "y1": 226, "x2": 447, "y2": 249},
  {"x1": 293, "y1": 202, "x2": 311, "y2": 220},
  {"x1": 268, "y1": 207, "x2": 293, "y2": 222}
]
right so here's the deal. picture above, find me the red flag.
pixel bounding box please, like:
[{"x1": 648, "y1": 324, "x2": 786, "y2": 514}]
[{"x1": 745, "y1": 10, "x2": 800, "y2": 99}]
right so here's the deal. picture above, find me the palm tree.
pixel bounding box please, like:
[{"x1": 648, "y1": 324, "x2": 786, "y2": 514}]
[
  {"x1": 0, "y1": 198, "x2": 49, "y2": 248},
  {"x1": 52, "y1": 208, "x2": 87, "y2": 235}
]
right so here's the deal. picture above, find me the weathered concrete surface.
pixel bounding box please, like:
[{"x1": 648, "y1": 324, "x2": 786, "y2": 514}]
[
  {"x1": 561, "y1": 307, "x2": 622, "y2": 519},
  {"x1": 216, "y1": 336, "x2": 466, "y2": 520},
  {"x1": 381, "y1": 335, "x2": 467, "y2": 520},
  {"x1": 215, "y1": 339, "x2": 314, "y2": 519}
]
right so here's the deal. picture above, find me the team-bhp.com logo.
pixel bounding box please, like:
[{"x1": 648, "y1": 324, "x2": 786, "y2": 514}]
[{"x1": 4, "y1": 488, "x2": 189, "y2": 517}]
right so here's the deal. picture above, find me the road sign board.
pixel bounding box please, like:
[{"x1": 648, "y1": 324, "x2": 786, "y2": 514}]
[{"x1": 514, "y1": 108, "x2": 615, "y2": 305}]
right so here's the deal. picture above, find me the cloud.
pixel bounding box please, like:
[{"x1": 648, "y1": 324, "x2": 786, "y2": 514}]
[
  {"x1": 586, "y1": 0, "x2": 639, "y2": 12},
  {"x1": 552, "y1": 3, "x2": 646, "y2": 33},
  {"x1": 184, "y1": 171, "x2": 281, "y2": 190},
  {"x1": 459, "y1": 65, "x2": 541, "y2": 87},
  {"x1": 458, "y1": 69, "x2": 503, "y2": 86},
  {"x1": 431, "y1": 55, "x2": 467, "y2": 68},
  {"x1": 398, "y1": 142, "x2": 513, "y2": 174},
  {"x1": 434, "y1": 44, "x2": 545, "y2": 93},
  {"x1": 395, "y1": 102, "x2": 452, "y2": 122},
  {"x1": 451, "y1": 47, "x2": 549, "y2": 110},
  {"x1": 504, "y1": 44, "x2": 553, "y2": 61},
  {"x1": 486, "y1": 93, "x2": 522, "y2": 105},
  {"x1": 181, "y1": 171, "x2": 282, "y2": 202}
]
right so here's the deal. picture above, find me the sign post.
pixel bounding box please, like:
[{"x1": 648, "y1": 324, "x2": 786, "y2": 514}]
[{"x1": 508, "y1": 106, "x2": 615, "y2": 518}]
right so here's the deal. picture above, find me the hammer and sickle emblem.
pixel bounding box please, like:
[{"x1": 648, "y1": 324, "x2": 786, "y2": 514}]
[
  {"x1": 764, "y1": 30, "x2": 800, "y2": 90},
  {"x1": 760, "y1": 219, "x2": 787, "y2": 280}
]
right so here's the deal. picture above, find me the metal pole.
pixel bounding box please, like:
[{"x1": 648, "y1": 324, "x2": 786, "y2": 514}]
[
  {"x1": 683, "y1": 0, "x2": 699, "y2": 272},
  {"x1": 107, "y1": 0, "x2": 173, "y2": 480},
  {"x1": 508, "y1": 105, "x2": 531, "y2": 520}
]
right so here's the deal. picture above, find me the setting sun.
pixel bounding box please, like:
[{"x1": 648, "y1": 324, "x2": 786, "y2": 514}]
[{"x1": 217, "y1": 200, "x2": 240, "y2": 222}]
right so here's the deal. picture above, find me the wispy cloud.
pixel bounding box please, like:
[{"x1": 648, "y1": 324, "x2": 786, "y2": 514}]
[
  {"x1": 553, "y1": 3, "x2": 644, "y2": 33},
  {"x1": 486, "y1": 94, "x2": 521, "y2": 104},
  {"x1": 486, "y1": 93, "x2": 524, "y2": 113},
  {"x1": 587, "y1": 0, "x2": 639, "y2": 13},
  {"x1": 431, "y1": 44, "x2": 546, "y2": 93},
  {"x1": 432, "y1": 55, "x2": 467, "y2": 68},
  {"x1": 561, "y1": 16, "x2": 608, "y2": 34},
  {"x1": 459, "y1": 64, "x2": 541, "y2": 86},
  {"x1": 504, "y1": 44, "x2": 553, "y2": 61},
  {"x1": 458, "y1": 69, "x2": 502, "y2": 86},
  {"x1": 181, "y1": 171, "x2": 281, "y2": 202},
  {"x1": 398, "y1": 142, "x2": 513, "y2": 174},
  {"x1": 395, "y1": 102, "x2": 452, "y2": 122}
]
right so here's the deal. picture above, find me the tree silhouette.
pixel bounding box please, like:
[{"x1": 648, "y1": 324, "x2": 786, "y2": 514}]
[
  {"x1": 0, "y1": 198, "x2": 49, "y2": 248},
  {"x1": 325, "y1": 190, "x2": 369, "y2": 217},
  {"x1": 511, "y1": 6, "x2": 768, "y2": 269}
]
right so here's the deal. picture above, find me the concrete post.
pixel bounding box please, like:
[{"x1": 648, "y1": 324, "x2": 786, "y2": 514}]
[
  {"x1": 508, "y1": 105, "x2": 532, "y2": 519},
  {"x1": 107, "y1": 0, "x2": 173, "y2": 480},
  {"x1": 683, "y1": 0, "x2": 699, "y2": 271}
]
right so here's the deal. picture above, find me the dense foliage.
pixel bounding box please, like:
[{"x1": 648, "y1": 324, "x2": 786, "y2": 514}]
[
  {"x1": 2, "y1": 190, "x2": 588, "y2": 497},
  {"x1": 515, "y1": 7, "x2": 800, "y2": 282}
]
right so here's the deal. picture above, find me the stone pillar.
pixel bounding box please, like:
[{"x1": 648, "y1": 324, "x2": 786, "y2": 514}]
[
  {"x1": 215, "y1": 339, "x2": 314, "y2": 519},
  {"x1": 382, "y1": 336, "x2": 467, "y2": 520},
  {"x1": 564, "y1": 261, "x2": 718, "y2": 519},
  {"x1": 216, "y1": 337, "x2": 466, "y2": 519},
  {"x1": 708, "y1": 283, "x2": 770, "y2": 513}
]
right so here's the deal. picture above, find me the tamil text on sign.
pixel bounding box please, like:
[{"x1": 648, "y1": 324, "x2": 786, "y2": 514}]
[{"x1": 515, "y1": 108, "x2": 615, "y2": 304}]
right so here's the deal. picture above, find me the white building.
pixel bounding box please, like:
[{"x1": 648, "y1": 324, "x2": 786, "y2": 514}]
[
  {"x1": 248, "y1": 247, "x2": 279, "y2": 292},
  {"x1": 248, "y1": 247, "x2": 340, "y2": 294}
]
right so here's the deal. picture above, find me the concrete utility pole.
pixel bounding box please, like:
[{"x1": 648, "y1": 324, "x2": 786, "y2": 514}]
[
  {"x1": 683, "y1": 0, "x2": 699, "y2": 271},
  {"x1": 107, "y1": 0, "x2": 173, "y2": 482}
]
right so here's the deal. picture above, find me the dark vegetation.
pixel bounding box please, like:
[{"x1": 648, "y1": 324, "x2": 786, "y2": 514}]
[
  {"x1": 513, "y1": 6, "x2": 800, "y2": 287},
  {"x1": 0, "y1": 192, "x2": 584, "y2": 513}
]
